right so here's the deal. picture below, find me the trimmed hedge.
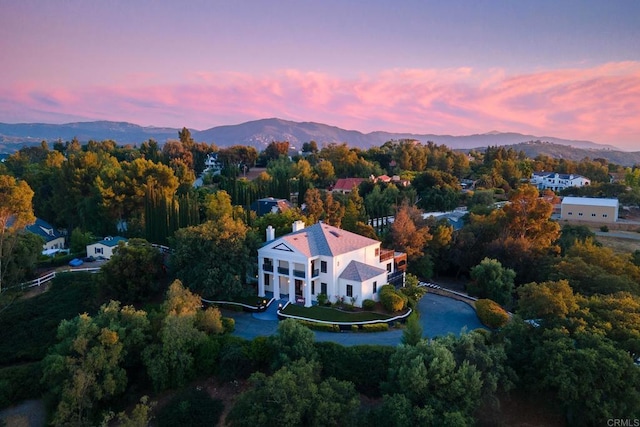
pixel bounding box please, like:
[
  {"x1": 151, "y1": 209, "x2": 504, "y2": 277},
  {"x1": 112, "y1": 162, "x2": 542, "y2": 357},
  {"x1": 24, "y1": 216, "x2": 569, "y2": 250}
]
[
  {"x1": 475, "y1": 299, "x2": 509, "y2": 329},
  {"x1": 362, "y1": 299, "x2": 376, "y2": 311},
  {"x1": 297, "y1": 320, "x2": 340, "y2": 332},
  {"x1": 361, "y1": 323, "x2": 389, "y2": 332},
  {"x1": 379, "y1": 288, "x2": 406, "y2": 313}
]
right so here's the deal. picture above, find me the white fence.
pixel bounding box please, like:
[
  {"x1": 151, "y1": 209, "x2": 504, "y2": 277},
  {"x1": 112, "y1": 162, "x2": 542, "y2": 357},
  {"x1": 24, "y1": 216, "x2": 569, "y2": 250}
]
[{"x1": 2, "y1": 267, "x2": 101, "y2": 293}]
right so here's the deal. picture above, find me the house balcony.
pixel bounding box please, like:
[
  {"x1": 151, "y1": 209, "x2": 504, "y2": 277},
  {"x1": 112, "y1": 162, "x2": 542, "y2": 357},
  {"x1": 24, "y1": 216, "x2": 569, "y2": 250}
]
[
  {"x1": 380, "y1": 248, "x2": 395, "y2": 262},
  {"x1": 293, "y1": 269, "x2": 306, "y2": 278},
  {"x1": 262, "y1": 263, "x2": 274, "y2": 272},
  {"x1": 277, "y1": 267, "x2": 289, "y2": 275}
]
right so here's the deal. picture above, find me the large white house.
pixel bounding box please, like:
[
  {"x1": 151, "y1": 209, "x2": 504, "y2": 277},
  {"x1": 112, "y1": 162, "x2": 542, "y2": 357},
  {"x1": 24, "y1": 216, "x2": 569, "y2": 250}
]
[
  {"x1": 530, "y1": 172, "x2": 591, "y2": 192},
  {"x1": 258, "y1": 221, "x2": 404, "y2": 307}
]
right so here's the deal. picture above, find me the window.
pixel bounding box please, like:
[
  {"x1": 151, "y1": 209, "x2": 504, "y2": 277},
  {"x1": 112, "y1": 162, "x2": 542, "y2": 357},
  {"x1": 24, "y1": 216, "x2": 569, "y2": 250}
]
[
  {"x1": 320, "y1": 261, "x2": 327, "y2": 273},
  {"x1": 591, "y1": 213, "x2": 596, "y2": 217},
  {"x1": 321, "y1": 282, "x2": 327, "y2": 295},
  {"x1": 603, "y1": 214, "x2": 608, "y2": 217},
  {"x1": 346, "y1": 284, "x2": 353, "y2": 297},
  {"x1": 95, "y1": 247, "x2": 103, "y2": 254},
  {"x1": 578, "y1": 213, "x2": 583, "y2": 216},
  {"x1": 375, "y1": 248, "x2": 380, "y2": 256},
  {"x1": 373, "y1": 281, "x2": 377, "y2": 294},
  {"x1": 568, "y1": 212, "x2": 573, "y2": 215},
  {"x1": 386, "y1": 263, "x2": 392, "y2": 272},
  {"x1": 311, "y1": 281, "x2": 315, "y2": 295}
]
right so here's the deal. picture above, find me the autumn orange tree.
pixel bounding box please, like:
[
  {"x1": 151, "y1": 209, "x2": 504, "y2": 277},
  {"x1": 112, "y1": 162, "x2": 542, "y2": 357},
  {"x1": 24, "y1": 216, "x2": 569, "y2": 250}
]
[{"x1": 0, "y1": 174, "x2": 36, "y2": 292}]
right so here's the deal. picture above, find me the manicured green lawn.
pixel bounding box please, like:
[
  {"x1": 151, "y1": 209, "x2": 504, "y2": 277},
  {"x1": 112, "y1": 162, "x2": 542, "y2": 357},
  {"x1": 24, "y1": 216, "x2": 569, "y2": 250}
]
[{"x1": 281, "y1": 304, "x2": 395, "y2": 322}]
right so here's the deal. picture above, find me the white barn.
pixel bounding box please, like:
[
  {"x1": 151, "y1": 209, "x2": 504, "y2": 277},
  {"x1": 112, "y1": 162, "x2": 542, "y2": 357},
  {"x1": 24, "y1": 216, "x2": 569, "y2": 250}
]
[{"x1": 560, "y1": 197, "x2": 619, "y2": 223}]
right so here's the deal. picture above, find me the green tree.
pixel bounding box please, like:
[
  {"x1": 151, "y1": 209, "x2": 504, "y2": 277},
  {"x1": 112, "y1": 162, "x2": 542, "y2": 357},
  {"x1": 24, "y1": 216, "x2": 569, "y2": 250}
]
[
  {"x1": 382, "y1": 340, "x2": 483, "y2": 425},
  {"x1": 468, "y1": 258, "x2": 515, "y2": 306},
  {"x1": 227, "y1": 359, "x2": 359, "y2": 427},
  {"x1": 70, "y1": 228, "x2": 94, "y2": 254},
  {"x1": 143, "y1": 280, "x2": 207, "y2": 391},
  {"x1": 401, "y1": 313, "x2": 423, "y2": 346},
  {"x1": 170, "y1": 217, "x2": 254, "y2": 299},
  {"x1": 517, "y1": 280, "x2": 578, "y2": 322},
  {"x1": 100, "y1": 238, "x2": 164, "y2": 304},
  {"x1": 42, "y1": 302, "x2": 150, "y2": 426},
  {"x1": 270, "y1": 318, "x2": 317, "y2": 369},
  {"x1": 0, "y1": 175, "x2": 36, "y2": 292}
]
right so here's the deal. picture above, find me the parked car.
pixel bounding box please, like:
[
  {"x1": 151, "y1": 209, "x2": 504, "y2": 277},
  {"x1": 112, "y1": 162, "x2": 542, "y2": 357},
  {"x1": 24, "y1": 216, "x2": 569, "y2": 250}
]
[
  {"x1": 68, "y1": 258, "x2": 84, "y2": 267},
  {"x1": 82, "y1": 256, "x2": 96, "y2": 262}
]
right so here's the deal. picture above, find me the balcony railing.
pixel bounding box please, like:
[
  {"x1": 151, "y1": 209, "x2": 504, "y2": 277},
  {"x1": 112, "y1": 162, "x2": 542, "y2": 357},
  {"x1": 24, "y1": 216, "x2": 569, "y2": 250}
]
[
  {"x1": 311, "y1": 269, "x2": 320, "y2": 278},
  {"x1": 277, "y1": 267, "x2": 289, "y2": 275},
  {"x1": 262, "y1": 264, "x2": 273, "y2": 272},
  {"x1": 379, "y1": 249, "x2": 395, "y2": 262},
  {"x1": 293, "y1": 269, "x2": 306, "y2": 278}
]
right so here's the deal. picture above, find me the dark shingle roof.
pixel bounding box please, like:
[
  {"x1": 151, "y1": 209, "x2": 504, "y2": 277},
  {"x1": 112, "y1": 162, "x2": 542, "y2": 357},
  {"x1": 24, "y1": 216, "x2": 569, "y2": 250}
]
[{"x1": 338, "y1": 260, "x2": 386, "y2": 282}]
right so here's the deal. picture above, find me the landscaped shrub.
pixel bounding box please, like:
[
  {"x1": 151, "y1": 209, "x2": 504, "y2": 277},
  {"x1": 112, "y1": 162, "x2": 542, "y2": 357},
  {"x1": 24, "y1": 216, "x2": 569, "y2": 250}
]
[
  {"x1": 379, "y1": 289, "x2": 406, "y2": 313},
  {"x1": 351, "y1": 324, "x2": 359, "y2": 332},
  {"x1": 361, "y1": 323, "x2": 389, "y2": 332},
  {"x1": 297, "y1": 320, "x2": 340, "y2": 332},
  {"x1": 222, "y1": 317, "x2": 235, "y2": 333},
  {"x1": 600, "y1": 225, "x2": 609, "y2": 232},
  {"x1": 156, "y1": 387, "x2": 224, "y2": 427},
  {"x1": 316, "y1": 293, "x2": 328, "y2": 306},
  {"x1": 475, "y1": 299, "x2": 510, "y2": 329},
  {"x1": 362, "y1": 299, "x2": 376, "y2": 311}
]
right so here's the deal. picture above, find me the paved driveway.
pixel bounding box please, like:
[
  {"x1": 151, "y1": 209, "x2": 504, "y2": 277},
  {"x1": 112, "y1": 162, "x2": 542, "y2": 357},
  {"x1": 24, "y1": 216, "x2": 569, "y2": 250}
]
[{"x1": 227, "y1": 293, "x2": 485, "y2": 346}]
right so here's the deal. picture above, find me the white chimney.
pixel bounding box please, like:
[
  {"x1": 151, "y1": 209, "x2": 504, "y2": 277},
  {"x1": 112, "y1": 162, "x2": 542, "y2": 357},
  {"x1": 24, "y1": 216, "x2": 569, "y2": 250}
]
[
  {"x1": 266, "y1": 225, "x2": 275, "y2": 242},
  {"x1": 292, "y1": 220, "x2": 305, "y2": 232}
]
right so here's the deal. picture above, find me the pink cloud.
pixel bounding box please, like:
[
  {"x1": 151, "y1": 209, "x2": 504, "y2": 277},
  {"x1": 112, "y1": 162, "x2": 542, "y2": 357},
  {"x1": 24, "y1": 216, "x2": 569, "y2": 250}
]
[{"x1": 1, "y1": 62, "x2": 639, "y2": 149}]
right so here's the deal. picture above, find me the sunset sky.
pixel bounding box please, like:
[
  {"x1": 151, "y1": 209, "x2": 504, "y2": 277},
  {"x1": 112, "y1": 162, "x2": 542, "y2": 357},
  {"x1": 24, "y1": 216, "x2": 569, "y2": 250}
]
[{"x1": 1, "y1": 0, "x2": 639, "y2": 149}]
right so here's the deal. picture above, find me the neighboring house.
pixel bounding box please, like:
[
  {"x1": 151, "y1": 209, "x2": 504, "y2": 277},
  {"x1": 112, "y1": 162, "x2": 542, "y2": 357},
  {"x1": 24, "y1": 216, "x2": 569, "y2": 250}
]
[
  {"x1": 331, "y1": 178, "x2": 365, "y2": 194},
  {"x1": 530, "y1": 172, "x2": 591, "y2": 192},
  {"x1": 86, "y1": 236, "x2": 128, "y2": 259},
  {"x1": 250, "y1": 197, "x2": 293, "y2": 217},
  {"x1": 560, "y1": 197, "x2": 619, "y2": 223},
  {"x1": 258, "y1": 221, "x2": 405, "y2": 307},
  {"x1": 203, "y1": 153, "x2": 222, "y2": 175},
  {"x1": 25, "y1": 218, "x2": 66, "y2": 255}
]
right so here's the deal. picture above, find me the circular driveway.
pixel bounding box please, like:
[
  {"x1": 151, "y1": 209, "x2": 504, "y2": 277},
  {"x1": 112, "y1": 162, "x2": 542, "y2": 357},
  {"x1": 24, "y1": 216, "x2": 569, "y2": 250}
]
[{"x1": 227, "y1": 292, "x2": 486, "y2": 346}]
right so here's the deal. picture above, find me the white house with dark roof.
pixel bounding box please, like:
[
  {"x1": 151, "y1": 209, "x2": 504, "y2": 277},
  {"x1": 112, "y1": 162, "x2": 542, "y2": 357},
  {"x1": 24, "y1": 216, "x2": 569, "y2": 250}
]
[
  {"x1": 258, "y1": 221, "x2": 402, "y2": 307},
  {"x1": 530, "y1": 172, "x2": 591, "y2": 192},
  {"x1": 86, "y1": 236, "x2": 128, "y2": 259},
  {"x1": 26, "y1": 218, "x2": 66, "y2": 254}
]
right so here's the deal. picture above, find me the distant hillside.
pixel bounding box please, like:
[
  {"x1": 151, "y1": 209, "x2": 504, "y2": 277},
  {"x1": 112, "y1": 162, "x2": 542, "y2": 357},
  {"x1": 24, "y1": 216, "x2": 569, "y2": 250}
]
[
  {"x1": 484, "y1": 140, "x2": 640, "y2": 167},
  {"x1": 0, "y1": 121, "x2": 180, "y2": 150},
  {"x1": 193, "y1": 118, "x2": 618, "y2": 151},
  {"x1": 0, "y1": 118, "x2": 624, "y2": 157}
]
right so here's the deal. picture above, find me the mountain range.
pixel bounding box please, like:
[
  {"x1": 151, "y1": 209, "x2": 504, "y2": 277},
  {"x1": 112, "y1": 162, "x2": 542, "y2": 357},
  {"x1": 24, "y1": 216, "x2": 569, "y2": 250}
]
[{"x1": 1, "y1": 118, "x2": 639, "y2": 165}]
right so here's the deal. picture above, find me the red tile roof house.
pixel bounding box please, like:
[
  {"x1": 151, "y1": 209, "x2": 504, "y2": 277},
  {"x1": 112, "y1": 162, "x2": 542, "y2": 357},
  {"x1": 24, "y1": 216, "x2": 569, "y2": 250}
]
[
  {"x1": 258, "y1": 221, "x2": 404, "y2": 307},
  {"x1": 331, "y1": 178, "x2": 366, "y2": 194}
]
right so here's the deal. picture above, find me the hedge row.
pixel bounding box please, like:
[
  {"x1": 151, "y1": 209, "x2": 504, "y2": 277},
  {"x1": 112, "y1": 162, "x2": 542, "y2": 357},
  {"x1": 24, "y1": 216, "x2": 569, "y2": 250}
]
[
  {"x1": 297, "y1": 320, "x2": 340, "y2": 332},
  {"x1": 475, "y1": 299, "x2": 509, "y2": 329},
  {"x1": 360, "y1": 323, "x2": 389, "y2": 332}
]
